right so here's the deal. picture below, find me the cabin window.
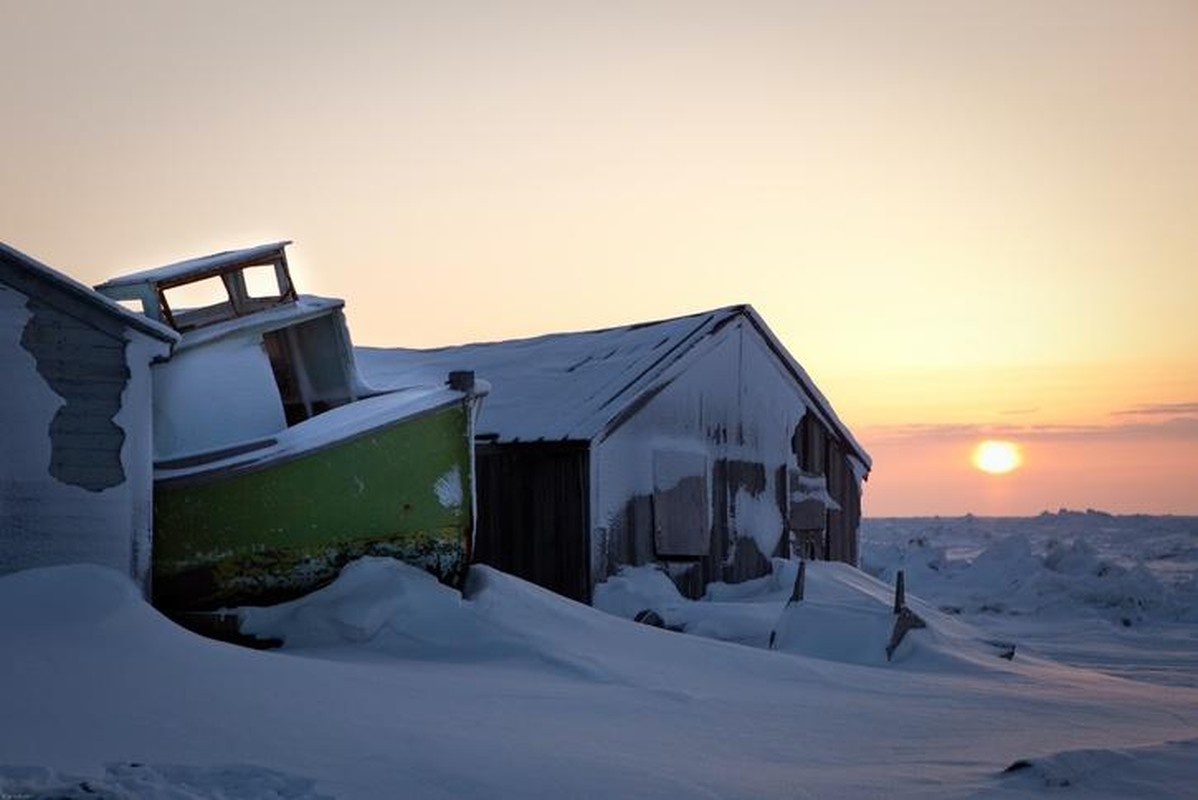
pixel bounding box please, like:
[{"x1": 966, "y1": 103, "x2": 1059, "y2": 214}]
[
  {"x1": 241, "y1": 264, "x2": 284, "y2": 299},
  {"x1": 160, "y1": 276, "x2": 234, "y2": 330},
  {"x1": 112, "y1": 298, "x2": 145, "y2": 315},
  {"x1": 652, "y1": 451, "x2": 710, "y2": 557},
  {"x1": 262, "y1": 316, "x2": 357, "y2": 426}
]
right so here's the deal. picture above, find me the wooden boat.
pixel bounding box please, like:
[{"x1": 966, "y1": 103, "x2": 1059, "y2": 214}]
[{"x1": 96, "y1": 242, "x2": 483, "y2": 613}]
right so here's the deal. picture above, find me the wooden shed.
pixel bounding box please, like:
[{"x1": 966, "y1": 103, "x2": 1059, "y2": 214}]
[
  {"x1": 0, "y1": 243, "x2": 177, "y2": 592},
  {"x1": 359, "y1": 305, "x2": 870, "y2": 603}
]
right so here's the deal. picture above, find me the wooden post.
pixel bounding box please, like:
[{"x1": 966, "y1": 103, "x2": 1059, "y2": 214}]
[
  {"x1": 886, "y1": 570, "x2": 927, "y2": 661},
  {"x1": 788, "y1": 559, "x2": 806, "y2": 604}
]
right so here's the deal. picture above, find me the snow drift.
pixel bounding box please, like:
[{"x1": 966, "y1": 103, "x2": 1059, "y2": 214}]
[{"x1": 3, "y1": 513, "x2": 1198, "y2": 798}]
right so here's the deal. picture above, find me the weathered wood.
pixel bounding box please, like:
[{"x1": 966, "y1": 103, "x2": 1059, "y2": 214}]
[
  {"x1": 788, "y1": 559, "x2": 806, "y2": 604},
  {"x1": 652, "y1": 451, "x2": 709, "y2": 557},
  {"x1": 886, "y1": 569, "x2": 927, "y2": 661},
  {"x1": 886, "y1": 606, "x2": 927, "y2": 661},
  {"x1": 475, "y1": 442, "x2": 592, "y2": 603}
]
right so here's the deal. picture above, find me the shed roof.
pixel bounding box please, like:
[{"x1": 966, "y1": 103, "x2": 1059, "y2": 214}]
[
  {"x1": 94, "y1": 241, "x2": 292, "y2": 292},
  {"x1": 356, "y1": 305, "x2": 870, "y2": 469},
  {"x1": 0, "y1": 243, "x2": 179, "y2": 344}
]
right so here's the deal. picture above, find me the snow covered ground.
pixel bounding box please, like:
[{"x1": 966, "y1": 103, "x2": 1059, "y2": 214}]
[
  {"x1": 862, "y1": 512, "x2": 1198, "y2": 688},
  {"x1": 2, "y1": 513, "x2": 1197, "y2": 798}
]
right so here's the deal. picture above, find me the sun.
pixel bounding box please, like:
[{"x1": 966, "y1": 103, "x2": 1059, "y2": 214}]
[{"x1": 971, "y1": 440, "x2": 1023, "y2": 475}]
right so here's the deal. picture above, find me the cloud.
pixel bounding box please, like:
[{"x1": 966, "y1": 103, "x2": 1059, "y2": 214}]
[
  {"x1": 1112, "y1": 402, "x2": 1198, "y2": 417},
  {"x1": 862, "y1": 415, "x2": 1198, "y2": 444}
]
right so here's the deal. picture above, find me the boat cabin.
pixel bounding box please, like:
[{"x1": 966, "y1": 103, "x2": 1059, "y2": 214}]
[
  {"x1": 96, "y1": 242, "x2": 371, "y2": 463},
  {"x1": 94, "y1": 241, "x2": 298, "y2": 332}
]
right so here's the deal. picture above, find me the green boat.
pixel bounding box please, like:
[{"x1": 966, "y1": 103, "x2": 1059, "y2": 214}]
[{"x1": 96, "y1": 242, "x2": 483, "y2": 613}]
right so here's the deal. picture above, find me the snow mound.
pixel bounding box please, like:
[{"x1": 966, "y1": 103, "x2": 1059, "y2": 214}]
[
  {"x1": 939, "y1": 533, "x2": 1171, "y2": 622},
  {"x1": 0, "y1": 762, "x2": 330, "y2": 800},
  {"x1": 239, "y1": 558, "x2": 722, "y2": 689},
  {"x1": 2, "y1": 545, "x2": 1198, "y2": 799},
  {"x1": 982, "y1": 739, "x2": 1198, "y2": 799},
  {"x1": 590, "y1": 564, "x2": 686, "y2": 620},
  {"x1": 238, "y1": 557, "x2": 513, "y2": 657},
  {"x1": 596, "y1": 559, "x2": 1021, "y2": 670},
  {"x1": 769, "y1": 561, "x2": 1024, "y2": 670},
  {"x1": 595, "y1": 563, "x2": 785, "y2": 647},
  {"x1": 862, "y1": 516, "x2": 1198, "y2": 687},
  {"x1": 0, "y1": 563, "x2": 147, "y2": 635}
]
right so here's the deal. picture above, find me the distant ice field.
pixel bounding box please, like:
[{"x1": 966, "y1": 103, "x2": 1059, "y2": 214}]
[{"x1": 861, "y1": 512, "x2": 1198, "y2": 687}]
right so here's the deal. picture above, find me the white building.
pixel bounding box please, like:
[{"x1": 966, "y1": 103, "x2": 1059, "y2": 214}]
[{"x1": 0, "y1": 243, "x2": 177, "y2": 592}]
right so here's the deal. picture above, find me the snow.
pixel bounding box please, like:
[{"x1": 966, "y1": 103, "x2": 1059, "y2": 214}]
[
  {"x1": 433, "y1": 468, "x2": 464, "y2": 509},
  {"x1": 861, "y1": 513, "x2": 1198, "y2": 686},
  {"x1": 154, "y1": 386, "x2": 468, "y2": 481},
  {"x1": 355, "y1": 305, "x2": 867, "y2": 466},
  {"x1": 791, "y1": 471, "x2": 841, "y2": 511},
  {"x1": 3, "y1": 514, "x2": 1198, "y2": 798},
  {"x1": 732, "y1": 486, "x2": 786, "y2": 562},
  {"x1": 164, "y1": 295, "x2": 344, "y2": 354},
  {"x1": 357, "y1": 307, "x2": 734, "y2": 442},
  {"x1": 94, "y1": 241, "x2": 293, "y2": 291}
]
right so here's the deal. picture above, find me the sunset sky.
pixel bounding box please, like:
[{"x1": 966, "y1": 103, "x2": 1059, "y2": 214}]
[{"x1": 3, "y1": 1, "x2": 1195, "y2": 515}]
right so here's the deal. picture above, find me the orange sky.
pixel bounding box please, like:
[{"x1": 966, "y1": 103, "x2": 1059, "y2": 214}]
[{"x1": 3, "y1": 1, "x2": 1196, "y2": 515}]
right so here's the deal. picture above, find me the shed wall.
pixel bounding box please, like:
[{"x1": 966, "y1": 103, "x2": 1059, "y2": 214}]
[
  {"x1": 593, "y1": 317, "x2": 861, "y2": 598},
  {"x1": 0, "y1": 280, "x2": 160, "y2": 590}
]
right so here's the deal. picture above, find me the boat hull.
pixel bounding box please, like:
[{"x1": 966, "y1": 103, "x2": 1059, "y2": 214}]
[{"x1": 152, "y1": 402, "x2": 473, "y2": 612}]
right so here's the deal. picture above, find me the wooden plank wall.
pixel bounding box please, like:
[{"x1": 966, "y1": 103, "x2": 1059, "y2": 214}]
[{"x1": 474, "y1": 442, "x2": 592, "y2": 603}]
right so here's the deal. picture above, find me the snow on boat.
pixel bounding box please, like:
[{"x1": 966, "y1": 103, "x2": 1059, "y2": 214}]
[{"x1": 96, "y1": 242, "x2": 484, "y2": 613}]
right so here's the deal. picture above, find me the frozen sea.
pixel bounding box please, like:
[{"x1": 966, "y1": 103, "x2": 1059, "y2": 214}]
[
  {"x1": 862, "y1": 512, "x2": 1198, "y2": 687},
  {"x1": 2, "y1": 512, "x2": 1196, "y2": 798}
]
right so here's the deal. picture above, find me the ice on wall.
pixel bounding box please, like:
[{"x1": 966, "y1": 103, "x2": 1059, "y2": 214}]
[
  {"x1": 792, "y1": 472, "x2": 840, "y2": 511},
  {"x1": 732, "y1": 486, "x2": 784, "y2": 562}
]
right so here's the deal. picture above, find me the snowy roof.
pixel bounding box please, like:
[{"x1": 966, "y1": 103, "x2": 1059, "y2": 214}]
[
  {"x1": 0, "y1": 242, "x2": 179, "y2": 344},
  {"x1": 357, "y1": 305, "x2": 870, "y2": 468},
  {"x1": 95, "y1": 241, "x2": 292, "y2": 291}
]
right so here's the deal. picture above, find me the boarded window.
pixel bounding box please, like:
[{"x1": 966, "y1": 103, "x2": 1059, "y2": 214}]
[
  {"x1": 653, "y1": 451, "x2": 709, "y2": 557},
  {"x1": 788, "y1": 468, "x2": 828, "y2": 532}
]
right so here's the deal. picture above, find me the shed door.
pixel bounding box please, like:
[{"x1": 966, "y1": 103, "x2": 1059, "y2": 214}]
[
  {"x1": 653, "y1": 451, "x2": 710, "y2": 557},
  {"x1": 474, "y1": 443, "x2": 591, "y2": 603}
]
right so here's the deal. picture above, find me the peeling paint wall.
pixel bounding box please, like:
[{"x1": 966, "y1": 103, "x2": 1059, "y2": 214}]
[
  {"x1": 0, "y1": 278, "x2": 162, "y2": 591},
  {"x1": 19, "y1": 295, "x2": 129, "y2": 492}
]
